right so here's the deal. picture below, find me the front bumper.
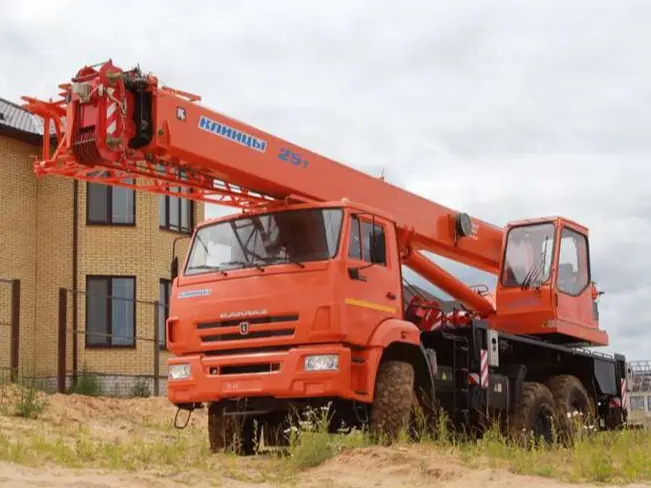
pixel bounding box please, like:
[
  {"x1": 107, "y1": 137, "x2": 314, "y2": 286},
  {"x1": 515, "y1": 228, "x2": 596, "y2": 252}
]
[{"x1": 166, "y1": 344, "x2": 356, "y2": 405}]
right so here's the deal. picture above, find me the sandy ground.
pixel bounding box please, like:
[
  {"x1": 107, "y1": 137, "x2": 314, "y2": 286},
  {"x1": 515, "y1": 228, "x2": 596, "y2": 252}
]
[
  {"x1": 0, "y1": 385, "x2": 648, "y2": 488},
  {"x1": 1, "y1": 453, "x2": 650, "y2": 488}
]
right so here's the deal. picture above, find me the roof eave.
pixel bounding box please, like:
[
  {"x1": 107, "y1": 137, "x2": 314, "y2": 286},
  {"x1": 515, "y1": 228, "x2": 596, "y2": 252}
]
[{"x1": 0, "y1": 124, "x2": 53, "y2": 147}]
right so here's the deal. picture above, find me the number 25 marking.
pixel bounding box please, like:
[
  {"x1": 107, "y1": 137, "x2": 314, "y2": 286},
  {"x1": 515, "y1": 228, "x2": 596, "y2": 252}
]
[{"x1": 279, "y1": 148, "x2": 309, "y2": 168}]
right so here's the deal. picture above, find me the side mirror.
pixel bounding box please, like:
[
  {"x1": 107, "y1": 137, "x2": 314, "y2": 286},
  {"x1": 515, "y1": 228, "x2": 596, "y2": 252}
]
[
  {"x1": 171, "y1": 256, "x2": 179, "y2": 281},
  {"x1": 347, "y1": 267, "x2": 367, "y2": 282}
]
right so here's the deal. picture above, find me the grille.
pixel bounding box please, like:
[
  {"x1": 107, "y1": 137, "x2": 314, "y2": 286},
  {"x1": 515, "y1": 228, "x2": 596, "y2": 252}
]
[
  {"x1": 198, "y1": 314, "x2": 298, "y2": 329},
  {"x1": 198, "y1": 314, "x2": 298, "y2": 343}
]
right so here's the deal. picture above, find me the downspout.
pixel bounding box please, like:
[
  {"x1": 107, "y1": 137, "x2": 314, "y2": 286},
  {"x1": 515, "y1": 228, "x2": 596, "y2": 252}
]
[{"x1": 72, "y1": 180, "x2": 78, "y2": 384}]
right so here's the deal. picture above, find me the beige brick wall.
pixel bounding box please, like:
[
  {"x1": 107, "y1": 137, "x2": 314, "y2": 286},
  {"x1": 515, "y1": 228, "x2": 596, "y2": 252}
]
[
  {"x1": 0, "y1": 135, "x2": 38, "y2": 378},
  {"x1": 34, "y1": 174, "x2": 74, "y2": 378},
  {"x1": 0, "y1": 131, "x2": 205, "y2": 387}
]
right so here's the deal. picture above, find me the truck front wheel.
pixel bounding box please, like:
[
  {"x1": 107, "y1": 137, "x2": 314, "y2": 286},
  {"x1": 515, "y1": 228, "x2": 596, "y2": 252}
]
[
  {"x1": 369, "y1": 359, "x2": 415, "y2": 444},
  {"x1": 208, "y1": 402, "x2": 258, "y2": 455}
]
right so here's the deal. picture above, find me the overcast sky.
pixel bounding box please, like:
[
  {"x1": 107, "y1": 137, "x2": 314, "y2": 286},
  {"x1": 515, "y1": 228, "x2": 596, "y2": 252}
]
[{"x1": 1, "y1": 0, "x2": 649, "y2": 361}]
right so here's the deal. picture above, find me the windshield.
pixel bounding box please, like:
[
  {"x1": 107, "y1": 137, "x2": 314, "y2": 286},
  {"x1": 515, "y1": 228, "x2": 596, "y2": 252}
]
[
  {"x1": 184, "y1": 208, "x2": 344, "y2": 275},
  {"x1": 501, "y1": 223, "x2": 555, "y2": 288}
]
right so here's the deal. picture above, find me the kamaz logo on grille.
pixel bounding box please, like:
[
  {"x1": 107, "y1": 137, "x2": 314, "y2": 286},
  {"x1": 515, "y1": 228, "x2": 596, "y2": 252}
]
[
  {"x1": 239, "y1": 321, "x2": 250, "y2": 335},
  {"x1": 220, "y1": 309, "x2": 268, "y2": 319}
]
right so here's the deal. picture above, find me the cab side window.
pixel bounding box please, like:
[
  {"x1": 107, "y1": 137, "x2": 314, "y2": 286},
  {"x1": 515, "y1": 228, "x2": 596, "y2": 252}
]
[
  {"x1": 557, "y1": 227, "x2": 589, "y2": 295},
  {"x1": 348, "y1": 216, "x2": 387, "y2": 266}
]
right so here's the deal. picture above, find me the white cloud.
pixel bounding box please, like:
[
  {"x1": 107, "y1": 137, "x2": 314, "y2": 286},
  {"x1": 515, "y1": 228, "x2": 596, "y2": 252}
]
[{"x1": 1, "y1": 0, "x2": 649, "y2": 360}]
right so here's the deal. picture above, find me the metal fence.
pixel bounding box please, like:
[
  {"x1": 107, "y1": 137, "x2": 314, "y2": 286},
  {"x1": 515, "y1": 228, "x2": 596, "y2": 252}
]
[
  {"x1": 0, "y1": 278, "x2": 20, "y2": 382},
  {"x1": 57, "y1": 287, "x2": 168, "y2": 397}
]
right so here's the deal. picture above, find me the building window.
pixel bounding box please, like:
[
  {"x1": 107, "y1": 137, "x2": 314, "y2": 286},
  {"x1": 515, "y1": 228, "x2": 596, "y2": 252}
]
[
  {"x1": 87, "y1": 179, "x2": 135, "y2": 225},
  {"x1": 159, "y1": 189, "x2": 193, "y2": 233},
  {"x1": 158, "y1": 279, "x2": 171, "y2": 349},
  {"x1": 86, "y1": 276, "x2": 136, "y2": 347}
]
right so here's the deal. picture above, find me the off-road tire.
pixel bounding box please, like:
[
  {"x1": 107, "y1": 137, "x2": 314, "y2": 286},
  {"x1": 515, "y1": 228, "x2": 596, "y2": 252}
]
[
  {"x1": 509, "y1": 381, "x2": 558, "y2": 447},
  {"x1": 546, "y1": 375, "x2": 595, "y2": 443},
  {"x1": 260, "y1": 411, "x2": 292, "y2": 447},
  {"x1": 369, "y1": 360, "x2": 415, "y2": 444},
  {"x1": 208, "y1": 403, "x2": 258, "y2": 455}
]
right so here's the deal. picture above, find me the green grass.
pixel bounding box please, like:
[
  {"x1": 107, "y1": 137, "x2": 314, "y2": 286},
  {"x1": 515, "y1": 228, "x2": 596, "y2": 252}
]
[
  {"x1": 280, "y1": 407, "x2": 651, "y2": 484},
  {"x1": 0, "y1": 376, "x2": 47, "y2": 419},
  {"x1": 0, "y1": 424, "x2": 291, "y2": 486},
  {"x1": 456, "y1": 423, "x2": 651, "y2": 483}
]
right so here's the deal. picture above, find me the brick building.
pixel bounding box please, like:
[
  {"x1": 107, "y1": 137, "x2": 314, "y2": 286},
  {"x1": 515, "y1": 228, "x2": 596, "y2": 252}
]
[{"x1": 0, "y1": 98, "x2": 204, "y2": 395}]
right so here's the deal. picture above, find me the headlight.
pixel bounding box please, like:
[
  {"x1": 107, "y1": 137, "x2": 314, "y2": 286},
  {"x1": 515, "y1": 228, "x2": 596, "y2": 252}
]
[
  {"x1": 168, "y1": 363, "x2": 191, "y2": 380},
  {"x1": 304, "y1": 354, "x2": 339, "y2": 372}
]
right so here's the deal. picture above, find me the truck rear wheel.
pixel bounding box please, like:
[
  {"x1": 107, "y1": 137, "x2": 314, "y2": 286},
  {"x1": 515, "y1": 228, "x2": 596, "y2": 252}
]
[
  {"x1": 369, "y1": 359, "x2": 415, "y2": 444},
  {"x1": 509, "y1": 381, "x2": 557, "y2": 447},
  {"x1": 208, "y1": 403, "x2": 258, "y2": 455},
  {"x1": 546, "y1": 374, "x2": 595, "y2": 443}
]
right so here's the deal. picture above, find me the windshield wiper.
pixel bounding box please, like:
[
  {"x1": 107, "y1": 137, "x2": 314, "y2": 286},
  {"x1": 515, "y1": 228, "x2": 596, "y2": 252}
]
[
  {"x1": 221, "y1": 260, "x2": 266, "y2": 272},
  {"x1": 186, "y1": 260, "x2": 264, "y2": 275},
  {"x1": 521, "y1": 238, "x2": 550, "y2": 289},
  {"x1": 255, "y1": 255, "x2": 306, "y2": 269},
  {"x1": 186, "y1": 264, "x2": 229, "y2": 276}
]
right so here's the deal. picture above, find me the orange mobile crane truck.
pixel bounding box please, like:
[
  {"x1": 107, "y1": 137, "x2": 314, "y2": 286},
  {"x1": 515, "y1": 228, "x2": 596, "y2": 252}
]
[{"x1": 24, "y1": 60, "x2": 631, "y2": 452}]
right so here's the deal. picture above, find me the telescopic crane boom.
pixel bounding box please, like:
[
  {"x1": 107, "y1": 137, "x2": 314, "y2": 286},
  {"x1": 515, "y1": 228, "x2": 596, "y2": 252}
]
[{"x1": 23, "y1": 60, "x2": 500, "y2": 315}]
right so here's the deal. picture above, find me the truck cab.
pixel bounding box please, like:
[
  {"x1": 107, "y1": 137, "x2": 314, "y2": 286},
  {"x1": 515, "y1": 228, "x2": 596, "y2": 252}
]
[{"x1": 165, "y1": 200, "x2": 414, "y2": 417}]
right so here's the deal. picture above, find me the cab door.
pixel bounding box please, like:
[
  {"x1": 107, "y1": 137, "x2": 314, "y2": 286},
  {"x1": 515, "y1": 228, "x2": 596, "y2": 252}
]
[
  {"x1": 341, "y1": 213, "x2": 402, "y2": 345},
  {"x1": 555, "y1": 225, "x2": 598, "y2": 329}
]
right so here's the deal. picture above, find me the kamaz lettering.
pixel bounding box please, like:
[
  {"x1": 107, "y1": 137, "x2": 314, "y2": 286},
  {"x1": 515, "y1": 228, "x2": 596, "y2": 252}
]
[
  {"x1": 220, "y1": 309, "x2": 268, "y2": 319},
  {"x1": 199, "y1": 115, "x2": 267, "y2": 153}
]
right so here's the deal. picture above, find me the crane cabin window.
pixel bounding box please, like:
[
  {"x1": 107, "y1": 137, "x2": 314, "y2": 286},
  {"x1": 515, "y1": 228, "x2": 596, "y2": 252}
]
[
  {"x1": 501, "y1": 223, "x2": 554, "y2": 288},
  {"x1": 557, "y1": 227, "x2": 590, "y2": 296},
  {"x1": 348, "y1": 216, "x2": 387, "y2": 266},
  {"x1": 185, "y1": 208, "x2": 344, "y2": 275}
]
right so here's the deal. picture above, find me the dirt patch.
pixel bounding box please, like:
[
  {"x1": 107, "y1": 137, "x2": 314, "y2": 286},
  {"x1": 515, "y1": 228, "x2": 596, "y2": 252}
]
[
  {"x1": 1, "y1": 383, "x2": 207, "y2": 439},
  {"x1": 0, "y1": 449, "x2": 649, "y2": 488},
  {"x1": 306, "y1": 446, "x2": 650, "y2": 488}
]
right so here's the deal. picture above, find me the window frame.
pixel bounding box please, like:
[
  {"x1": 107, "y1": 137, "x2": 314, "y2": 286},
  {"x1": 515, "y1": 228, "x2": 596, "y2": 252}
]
[
  {"x1": 556, "y1": 226, "x2": 591, "y2": 297},
  {"x1": 500, "y1": 222, "x2": 556, "y2": 288},
  {"x1": 183, "y1": 207, "x2": 345, "y2": 276},
  {"x1": 159, "y1": 191, "x2": 195, "y2": 234},
  {"x1": 158, "y1": 278, "x2": 171, "y2": 350},
  {"x1": 86, "y1": 180, "x2": 136, "y2": 226},
  {"x1": 85, "y1": 275, "x2": 137, "y2": 349},
  {"x1": 347, "y1": 214, "x2": 388, "y2": 267}
]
